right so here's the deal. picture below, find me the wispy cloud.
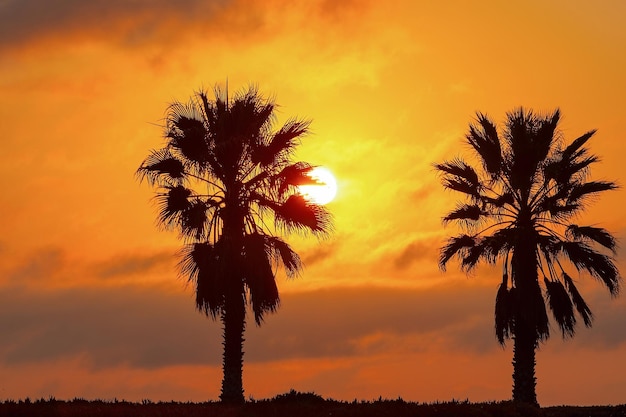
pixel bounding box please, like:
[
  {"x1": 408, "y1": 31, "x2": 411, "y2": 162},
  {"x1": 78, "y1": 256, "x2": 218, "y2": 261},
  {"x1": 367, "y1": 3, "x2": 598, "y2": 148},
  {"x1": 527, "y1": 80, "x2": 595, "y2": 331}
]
[
  {"x1": 95, "y1": 251, "x2": 174, "y2": 279},
  {"x1": 301, "y1": 241, "x2": 339, "y2": 266},
  {"x1": 6, "y1": 247, "x2": 65, "y2": 283},
  {"x1": 394, "y1": 238, "x2": 440, "y2": 270}
]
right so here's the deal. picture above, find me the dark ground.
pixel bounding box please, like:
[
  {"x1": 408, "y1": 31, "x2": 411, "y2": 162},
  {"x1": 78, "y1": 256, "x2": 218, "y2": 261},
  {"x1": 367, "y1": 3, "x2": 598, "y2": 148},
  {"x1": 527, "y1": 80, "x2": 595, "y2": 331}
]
[{"x1": 1, "y1": 391, "x2": 624, "y2": 417}]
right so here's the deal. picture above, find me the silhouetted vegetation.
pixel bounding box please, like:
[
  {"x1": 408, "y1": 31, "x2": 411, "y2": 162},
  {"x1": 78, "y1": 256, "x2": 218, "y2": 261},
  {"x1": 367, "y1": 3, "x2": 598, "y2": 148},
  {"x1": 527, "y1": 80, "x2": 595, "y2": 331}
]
[
  {"x1": 436, "y1": 108, "x2": 620, "y2": 405},
  {"x1": 137, "y1": 85, "x2": 332, "y2": 403},
  {"x1": 2, "y1": 393, "x2": 625, "y2": 417}
]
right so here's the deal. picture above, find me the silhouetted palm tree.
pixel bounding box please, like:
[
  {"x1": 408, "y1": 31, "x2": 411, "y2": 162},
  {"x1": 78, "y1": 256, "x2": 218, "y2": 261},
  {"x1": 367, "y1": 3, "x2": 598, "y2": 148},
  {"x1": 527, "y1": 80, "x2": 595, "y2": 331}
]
[
  {"x1": 436, "y1": 108, "x2": 620, "y2": 405},
  {"x1": 137, "y1": 85, "x2": 332, "y2": 403}
]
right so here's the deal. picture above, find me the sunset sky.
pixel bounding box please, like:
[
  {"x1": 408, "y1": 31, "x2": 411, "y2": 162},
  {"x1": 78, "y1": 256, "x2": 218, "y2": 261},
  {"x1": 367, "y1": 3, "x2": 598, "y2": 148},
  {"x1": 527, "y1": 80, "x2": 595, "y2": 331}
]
[{"x1": 2, "y1": 0, "x2": 626, "y2": 406}]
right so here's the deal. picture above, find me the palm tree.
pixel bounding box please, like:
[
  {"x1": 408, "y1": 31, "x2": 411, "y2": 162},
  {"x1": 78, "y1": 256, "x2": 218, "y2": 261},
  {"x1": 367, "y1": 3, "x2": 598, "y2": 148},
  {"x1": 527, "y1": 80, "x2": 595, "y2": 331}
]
[
  {"x1": 137, "y1": 85, "x2": 333, "y2": 403},
  {"x1": 435, "y1": 108, "x2": 620, "y2": 405}
]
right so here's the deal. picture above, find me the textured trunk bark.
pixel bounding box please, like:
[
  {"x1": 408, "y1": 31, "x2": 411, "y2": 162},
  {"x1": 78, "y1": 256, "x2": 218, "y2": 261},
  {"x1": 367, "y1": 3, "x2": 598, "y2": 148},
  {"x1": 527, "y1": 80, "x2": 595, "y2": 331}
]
[
  {"x1": 220, "y1": 286, "x2": 246, "y2": 404},
  {"x1": 512, "y1": 319, "x2": 538, "y2": 405}
]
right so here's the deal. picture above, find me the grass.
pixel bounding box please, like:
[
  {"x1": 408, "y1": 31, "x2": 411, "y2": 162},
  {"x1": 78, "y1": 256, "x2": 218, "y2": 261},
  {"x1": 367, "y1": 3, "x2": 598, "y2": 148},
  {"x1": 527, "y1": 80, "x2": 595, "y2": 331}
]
[{"x1": 1, "y1": 390, "x2": 624, "y2": 417}]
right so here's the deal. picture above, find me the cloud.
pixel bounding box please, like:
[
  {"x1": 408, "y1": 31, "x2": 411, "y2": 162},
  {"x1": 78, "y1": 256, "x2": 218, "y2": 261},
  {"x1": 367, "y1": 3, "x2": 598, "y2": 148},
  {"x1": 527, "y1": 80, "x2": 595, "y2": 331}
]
[
  {"x1": 394, "y1": 238, "x2": 440, "y2": 270},
  {"x1": 316, "y1": 0, "x2": 370, "y2": 21},
  {"x1": 95, "y1": 251, "x2": 175, "y2": 279},
  {"x1": 0, "y1": 285, "x2": 211, "y2": 369},
  {"x1": 6, "y1": 247, "x2": 65, "y2": 283},
  {"x1": 10, "y1": 280, "x2": 620, "y2": 374},
  {"x1": 0, "y1": 282, "x2": 506, "y2": 371},
  {"x1": 2, "y1": 247, "x2": 179, "y2": 288},
  {"x1": 301, "y1": 241, "x2": 338, "y2": 266},
  {"x1": 249, "y1": 284, "x2": 500, "y2": 360},
  {"x1": 0, "y1": 0, "x2": 243, "y2": 51},
  {"x1": 0, "y1": 0, "x2": 375, "y2": 53},
  {"x1": 553, "y1": 287, "x2": 626, "y2": 350}
]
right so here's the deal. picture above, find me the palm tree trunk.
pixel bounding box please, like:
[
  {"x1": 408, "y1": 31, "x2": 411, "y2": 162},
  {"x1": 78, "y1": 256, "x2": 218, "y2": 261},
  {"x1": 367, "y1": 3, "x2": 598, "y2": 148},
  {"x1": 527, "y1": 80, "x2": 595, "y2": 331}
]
[
  {"x1": 219, "y1": 202, "x2": 247, "y2": 404},
  {"x1": 512, "y1": 318, "x2": 538, "y2": 406},
  {"x1": 510, "y1": 219, "x2": 541, "y2": 406},
  {"x1": 220, "y1": 287, "x2": 246, "y2": 404}
]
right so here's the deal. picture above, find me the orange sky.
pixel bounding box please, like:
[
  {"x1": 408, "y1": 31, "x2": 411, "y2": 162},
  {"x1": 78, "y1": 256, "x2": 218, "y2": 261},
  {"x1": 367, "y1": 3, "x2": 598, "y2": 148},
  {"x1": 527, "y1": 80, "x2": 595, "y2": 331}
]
[{"x1": 1, "y1": 0, "x2": 626, "y2": 406}]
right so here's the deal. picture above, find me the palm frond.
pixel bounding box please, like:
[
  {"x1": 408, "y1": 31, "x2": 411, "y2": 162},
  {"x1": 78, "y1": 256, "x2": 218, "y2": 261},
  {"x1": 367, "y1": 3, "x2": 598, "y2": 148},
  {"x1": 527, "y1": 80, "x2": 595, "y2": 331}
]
[
  {"x1": 562, "y1": 272, "x2": 593, "y2": 327},
  {"x1": 505, "y1": 108, "x2": 556, "y2": 191},
  {"x1": 561, "y1": 130, "x2": 596, "y2": 162},
  {"x1": 558, "y1": 241, "x2": 620, "y2": 295},
  {"x1": 545, "y1": 155, "x2": 599, "y2": 185},
  {"x1": 442, "y1": 204, "x2": 487, "y2": 225},
  {"x1": 567, "y1": 181, "x2": 618, "y2": 204},
  {"x1": 434, "y1": 159, "x2": 480, "y2": 186},
  {"x1": 180, "y1": 199, "x2": 209, "y2": 239},
  {"x1": 273, "y1": 194, "x2": 333, "y2": 236},
  {"x1": 228, "y1": 87, "x2": 274, "y2": 144},
  {"x1": 441, "y1": 178, "x2": 480, "y2": 198},
  {"x1": 253, "y1": 119, "x2": 310, "y2": 166},
  {"x1": 544, "y1": 278, "x2": 576, "y2": 338},
  {"x1": 137, "y1": 148, "x2": 186, "y2": 184},
  {"x1": 534, "y1": 186, "x2": 581, "y2": 219},
  {"x1": 467, "y1": 113, "x2": 502, "y2": 175},
  {"x1": 495, "y1": 279, "x2": 514, "y2": 345},
  {"x1": 479, "y1": 230, "x2": 513, "y2": 262},
  {"x1": 166, "y1": 103, "x2": 210, "y2": 165},
  {"x1": 197, "y1": 90, "x2": 220, "y2": 133},
  {"x1": 241, "y1": 233, "x2": 280, "y2": 325},
  {"x1": 532, "y1": 109, "x2": 560, "y2": 164},
  {"x1": 266, "y1": 236, "x2": 303, "y2": 278},
  {"x1": 275, "y1": 162, "x2": 316, "y2": 196},
  {"x1": 179, "y1": 241, "x2": 225, "y2": 318},
  {"x1": 156, "y1": 185, "x2": 192, "y2": 226},
  {"x1": 547, "y1": 202, "x2": 581, "y2": 220},
  {"x1": 566, "y1": 225, "x2": 617, "y2": 253},
  {"x1": 461, "y1": 243, "x2": 486, "y2": 272},
  {"x1": 504, "y1": 108, "x2": 532, "y2": 167},
  {"x1": 484, "y1": 191, "x2": 515, "y2": 208},
  {"x1": 438, "y1": 234, "x2": 476, "y2": 270},
  {"x1": 529, "y1": 283, "x2": 551, "y2": 342}
]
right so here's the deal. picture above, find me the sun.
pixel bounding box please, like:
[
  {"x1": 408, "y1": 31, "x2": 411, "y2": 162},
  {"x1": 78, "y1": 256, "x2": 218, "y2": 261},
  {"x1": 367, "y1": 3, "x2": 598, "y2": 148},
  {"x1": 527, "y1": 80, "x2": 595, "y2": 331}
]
[{"x1": 298, "y1": 166, "x2": 338, "y2": 205}]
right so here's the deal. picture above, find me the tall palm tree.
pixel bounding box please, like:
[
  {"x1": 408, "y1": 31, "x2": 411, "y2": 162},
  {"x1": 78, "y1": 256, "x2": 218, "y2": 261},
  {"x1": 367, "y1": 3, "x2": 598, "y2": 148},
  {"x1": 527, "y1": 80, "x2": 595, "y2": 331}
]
[
  {"x1": 137, "y1": 85, "x2": 333, "y2": 403},
  {"x1": 435, "y1": 108, "x2": 620, "y2": 405}
]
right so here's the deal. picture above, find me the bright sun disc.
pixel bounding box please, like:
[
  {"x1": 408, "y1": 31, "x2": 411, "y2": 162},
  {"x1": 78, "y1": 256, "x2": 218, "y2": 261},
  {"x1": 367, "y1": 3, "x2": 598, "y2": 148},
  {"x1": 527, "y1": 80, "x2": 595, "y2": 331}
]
[{"x1": 298, "y1": 167, "x2": 337, "y2": 205}]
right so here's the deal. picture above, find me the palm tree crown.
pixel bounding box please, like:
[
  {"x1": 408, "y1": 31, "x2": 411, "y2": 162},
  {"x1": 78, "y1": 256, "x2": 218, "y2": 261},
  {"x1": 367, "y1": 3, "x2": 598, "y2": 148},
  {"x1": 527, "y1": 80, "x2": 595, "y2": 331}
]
[
  {"x1": 436, "y1": 108, "x2": 620, "y2": 404},
  {"x1": 137, "y1": 85, "x2": 332, "y2": 402}
]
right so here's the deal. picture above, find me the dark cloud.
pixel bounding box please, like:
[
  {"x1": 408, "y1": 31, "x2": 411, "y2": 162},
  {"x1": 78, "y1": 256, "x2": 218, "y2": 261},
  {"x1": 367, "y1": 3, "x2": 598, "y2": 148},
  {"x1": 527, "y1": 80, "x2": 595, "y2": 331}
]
[
  {"x1": 394, "y1": 238, "x2": 440, "y2": 270},
  {"x1": 95, "y1": 251, "x2": 174, "y2": 279},
  {"x1": 301, "y1": 241, "x2": 338, "y2": 266},
  {"x1": 1, "y1": 278, "x2": 623, "y2": 372},
  {"x1": 552, "y1": 288, "x2": 626, "y2": 350},
  {"x1": 0, "y1": 282, "x2": 496, "y2": 370},
  {"x1": 7, "y1": 247, "x2": 65, "y2": 282},
  {"x1": 246, "y1": 284, "x2": 498, "y2": 362},
  {"x1": 0, "y1": 0, "x2": 233, "y2": 50},
  {"x1": 316, "y1": 0, "x2": 371, "y2": 22},
  {"x1": 3, "y1": 247, "x2": 177, "y2": 286},
  {"x1": 0, "y1": 285, "x2": 213, "y2": 369},
  {"x1": 0, "y1": 0, "x2": 374, "y2": 53}
]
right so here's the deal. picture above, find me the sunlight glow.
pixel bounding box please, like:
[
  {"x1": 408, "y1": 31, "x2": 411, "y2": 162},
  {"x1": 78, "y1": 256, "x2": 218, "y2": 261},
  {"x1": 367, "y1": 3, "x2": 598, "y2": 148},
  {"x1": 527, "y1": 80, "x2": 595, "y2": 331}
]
[{"x1": 298, "y1": 167, "x2": 338, "y2": 205}]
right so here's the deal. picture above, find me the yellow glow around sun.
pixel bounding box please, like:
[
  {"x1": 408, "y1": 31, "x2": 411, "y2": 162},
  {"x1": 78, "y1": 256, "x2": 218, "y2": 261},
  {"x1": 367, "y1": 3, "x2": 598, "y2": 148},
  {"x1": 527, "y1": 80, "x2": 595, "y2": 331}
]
[{"x1": 298, "y1": 167, "x2": 338, "y2": 205}]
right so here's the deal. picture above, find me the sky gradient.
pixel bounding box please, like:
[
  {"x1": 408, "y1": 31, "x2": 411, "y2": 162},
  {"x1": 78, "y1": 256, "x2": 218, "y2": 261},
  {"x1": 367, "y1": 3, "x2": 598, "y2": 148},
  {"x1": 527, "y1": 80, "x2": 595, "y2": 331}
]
[{"x1": 1, "y1": 0, "x2": 626, "y2": 406}]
